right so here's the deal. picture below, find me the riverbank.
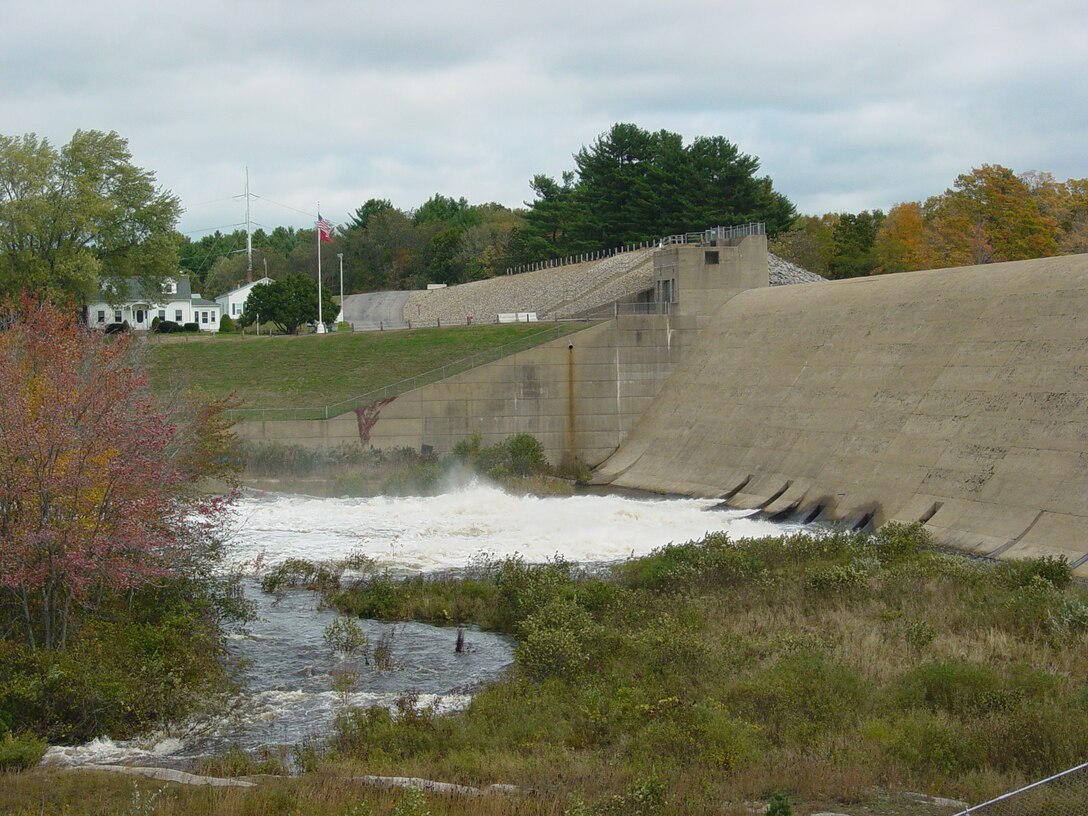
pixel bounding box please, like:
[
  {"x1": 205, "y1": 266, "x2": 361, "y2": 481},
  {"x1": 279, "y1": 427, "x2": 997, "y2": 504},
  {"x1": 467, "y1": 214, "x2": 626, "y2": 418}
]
[{"x1": 7, "y1": 508, "x2": 1087, "y2": 814}]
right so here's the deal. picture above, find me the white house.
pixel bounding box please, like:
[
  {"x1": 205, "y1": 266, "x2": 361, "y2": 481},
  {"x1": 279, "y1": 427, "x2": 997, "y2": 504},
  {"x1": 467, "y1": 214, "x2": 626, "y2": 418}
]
[
  {"x1": 85, "y1": 275, "x2": 222, "y2": 332},
  {"x1": 214, "y1": 276, "x2": 273, "y2": 321}
]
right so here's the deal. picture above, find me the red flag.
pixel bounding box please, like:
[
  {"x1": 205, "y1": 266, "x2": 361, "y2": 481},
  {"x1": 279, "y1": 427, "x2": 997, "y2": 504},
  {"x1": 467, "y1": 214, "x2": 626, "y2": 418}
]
[{"x1": 317, "y1": 214, "x2": 334, "y2": 243}]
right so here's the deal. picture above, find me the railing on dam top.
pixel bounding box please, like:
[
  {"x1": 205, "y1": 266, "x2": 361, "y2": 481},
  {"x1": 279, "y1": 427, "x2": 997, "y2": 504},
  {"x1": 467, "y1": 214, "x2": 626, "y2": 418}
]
[
  {"x1": 226, "y1": 324, "x2": 580, "y2": 422},
  {"x1": 658, "y1": 222, "x2": 766, "y2": 246},
  {"x1": 502, "y1": 222, "x2": 764, "y2": 276}
]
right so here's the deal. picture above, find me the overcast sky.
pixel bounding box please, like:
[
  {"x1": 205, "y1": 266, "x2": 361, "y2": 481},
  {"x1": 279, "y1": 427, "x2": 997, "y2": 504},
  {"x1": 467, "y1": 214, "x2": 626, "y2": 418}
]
[{"x1": 3, "y1": 0, "x2": 1085, "y2": 238}]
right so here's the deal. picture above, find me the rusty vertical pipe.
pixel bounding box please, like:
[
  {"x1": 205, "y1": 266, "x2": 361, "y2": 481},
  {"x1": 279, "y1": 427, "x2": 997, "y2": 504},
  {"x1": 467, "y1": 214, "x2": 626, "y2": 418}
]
[{"x1": 566, "y1": 342, "x2": 577, "y2": 468}]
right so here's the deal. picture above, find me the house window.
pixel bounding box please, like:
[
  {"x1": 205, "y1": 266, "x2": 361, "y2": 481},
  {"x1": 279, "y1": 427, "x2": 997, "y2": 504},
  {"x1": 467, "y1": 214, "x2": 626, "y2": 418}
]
[
  {"x1": 175, "y1": 309, "x2": 183, "y2": 322},
  {"x1": 97, "y1": 310, "x2": 105, "y2": 324},
  {"x1": 201, "y1": 311, "x2": 209, "y2": 324},
  {"x1": 233, "y1": 303, "x2": 240, "y2": 316},
  {"x1": 114, "y1": 309, "x2": 122, "y2": 322},
  {"x1": 158, "y1": 310, "x2": 166, "y2": 321},
  {"x1": 704, "y1": 250, "x2": 720, "y2": 265}
]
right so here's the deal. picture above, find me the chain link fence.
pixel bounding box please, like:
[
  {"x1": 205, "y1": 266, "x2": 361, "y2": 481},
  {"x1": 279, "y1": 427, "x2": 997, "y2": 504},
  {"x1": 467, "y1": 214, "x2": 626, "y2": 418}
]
[{"x1": 955, "y1": 761, "x2": 1088, "y2": 816}]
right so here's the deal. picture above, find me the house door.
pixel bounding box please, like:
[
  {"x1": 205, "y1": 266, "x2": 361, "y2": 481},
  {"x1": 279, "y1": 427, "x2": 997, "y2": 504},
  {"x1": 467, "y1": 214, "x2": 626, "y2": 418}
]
[{"x1": 135, "y1": 309, "x2": 145, "y2": 325}]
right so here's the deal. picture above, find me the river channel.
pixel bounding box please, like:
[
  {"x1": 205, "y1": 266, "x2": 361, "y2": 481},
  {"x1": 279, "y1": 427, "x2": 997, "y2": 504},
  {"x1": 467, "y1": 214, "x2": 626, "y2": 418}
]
[{"x1": 45, "y1": 483, "x2": 791, "y2": 768}]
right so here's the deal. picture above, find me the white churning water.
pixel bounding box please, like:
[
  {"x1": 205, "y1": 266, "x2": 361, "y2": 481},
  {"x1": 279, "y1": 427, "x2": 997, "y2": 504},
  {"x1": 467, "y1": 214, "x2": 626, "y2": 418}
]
[
  {"x1": 45, "y1": 483, "x2": 793, "y2": 769},
  {"x1": 227, "y1": 482, "x2": 789, "y2": 571}
]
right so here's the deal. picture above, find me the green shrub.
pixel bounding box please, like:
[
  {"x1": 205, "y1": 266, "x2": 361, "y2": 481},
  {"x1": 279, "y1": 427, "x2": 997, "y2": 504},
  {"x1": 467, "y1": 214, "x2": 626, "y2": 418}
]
[
  {"x1": 516, "y1": 598, "x2": 594, "y2": 682},
  {"x1": 0, "y1": 580, "x2": 236, "y2": 743},
  {"x1": 219, "y1": 314, "x2": 236, "y2": 333},
  {"x1": 901, "y1": 619, "x2": 937, "y2": 650},
  {"x1": 594, "y1": 778, "x2": 666, "y2": 816},
  {"x1": 197, "y1": 745, "x2": 288, "y2": 777},
  {"x1": 260, "y1": 557, "x2": 341, "y2": 598},
  {"x1": 335, "y1": 572, "x2": 400, "y2": 619},
  {"x1": 766, "y1": 792, "x2": 793, "y2": 816},
  {"x1": 324, "y1": 617, "x2": 368, "y2": 657},
  {"x1": 490, "y1": 555, "x2": 574, "y2": 629},
  {"x1": 894, "y1": 660, "x2": 1011, "y2": 718},
  {"x1": 882, "y1": 711, "x2": 982, "y2": 777},
  {"x1": 332, "y1": 695, "x2": 449, "y2": 761},
  {"x1": 995, "y1": 575, "x2": 1080, "y2": 637},
  {"x1": 805, "y1": 562, "x2": 870, "y2": 596},
  {"x1": 997, "y1": 555, "x2": 1073, "y2": 590},
  {"x1": 451, "y1": 432, "x2": 551, "y2": 479},
  {"x1": 872, "y1": 521, "x2": 933, "y2": 562},
  {"x1": 630, "y1": 614, "x2": 709, "y2": 678},
  {"x1": 0, "y1": 732, "x2": 47, "y2": 772},
  {"x1": 977, "y1": 702, "x2": 1088, "y2": 777},
  {"x1": 726, "y1": 652, "x2": 867, "y2": 745},
  {"x1": 619, "y1": 532, "x2": 765, "y2": 593},
  {"x1": 391, "y1": 787, "x2": 431, "y2": 816}
]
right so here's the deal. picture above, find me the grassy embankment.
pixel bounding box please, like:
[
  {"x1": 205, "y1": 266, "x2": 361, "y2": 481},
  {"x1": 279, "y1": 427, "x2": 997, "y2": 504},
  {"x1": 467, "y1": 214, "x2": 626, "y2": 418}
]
[
  {"x1": 8, "y1": 523, "x2": 1087, "y2": 815},
  {"x1": 142, "y1": 323, "x2": 591, "y2": 494},
  {"x1": 142, "y1": 323, "x2": 583, "y2": 417}
]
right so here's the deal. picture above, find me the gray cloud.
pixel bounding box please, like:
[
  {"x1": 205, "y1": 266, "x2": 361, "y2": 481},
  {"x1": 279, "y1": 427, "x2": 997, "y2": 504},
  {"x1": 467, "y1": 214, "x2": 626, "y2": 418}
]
[{"x1": 3, "y1": 0, "x2": 1085, "y2": 236}]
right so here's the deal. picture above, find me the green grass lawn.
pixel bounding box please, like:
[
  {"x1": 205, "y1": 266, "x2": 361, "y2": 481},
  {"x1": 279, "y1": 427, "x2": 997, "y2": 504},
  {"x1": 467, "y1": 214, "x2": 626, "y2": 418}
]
[{"x1": 142, "y1": 323, "x2": 582, "y2": 416}]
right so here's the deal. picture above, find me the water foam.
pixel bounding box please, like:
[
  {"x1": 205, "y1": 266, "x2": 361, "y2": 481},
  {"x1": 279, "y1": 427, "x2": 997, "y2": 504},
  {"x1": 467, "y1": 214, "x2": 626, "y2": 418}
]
[{"x1": 229, "y1": 482, "x2": 786, "y2": 572}]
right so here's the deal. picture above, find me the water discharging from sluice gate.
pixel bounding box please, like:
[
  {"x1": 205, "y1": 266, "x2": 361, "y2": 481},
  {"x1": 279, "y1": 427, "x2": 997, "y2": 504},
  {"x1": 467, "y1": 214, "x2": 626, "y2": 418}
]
[{"x1": 44, "y1": 483, "x2": 794, "y2": 768}]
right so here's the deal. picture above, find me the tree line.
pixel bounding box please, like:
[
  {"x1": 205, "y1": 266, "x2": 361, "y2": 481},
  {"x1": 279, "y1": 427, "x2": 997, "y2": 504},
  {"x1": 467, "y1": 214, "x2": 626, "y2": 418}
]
[
  {"x1": 189, "y1": 124, "x2": 796, "y2": 300},
  {"x1": 772, "y1": 165, "x2": 1088, "y2": 279},
  {"x1": 5, "y1": 128, "x2": 1088, "y2": 310}
]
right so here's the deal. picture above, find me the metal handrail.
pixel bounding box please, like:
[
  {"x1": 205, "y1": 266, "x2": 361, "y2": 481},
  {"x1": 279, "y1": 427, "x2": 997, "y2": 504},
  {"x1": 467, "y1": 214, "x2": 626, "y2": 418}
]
[
  {"x1": 953, "y1": 760, "x2": 1088, "y2": 815},
  {"x1": 503, "y1": 222, "x2": 765, "y2": 275}
]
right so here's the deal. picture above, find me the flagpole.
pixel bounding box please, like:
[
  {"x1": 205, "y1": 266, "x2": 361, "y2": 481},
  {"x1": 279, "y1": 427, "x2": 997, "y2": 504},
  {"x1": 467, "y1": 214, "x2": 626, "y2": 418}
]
[{"x1": 316, "y1": 204, "x2": 325, "y2": 334}]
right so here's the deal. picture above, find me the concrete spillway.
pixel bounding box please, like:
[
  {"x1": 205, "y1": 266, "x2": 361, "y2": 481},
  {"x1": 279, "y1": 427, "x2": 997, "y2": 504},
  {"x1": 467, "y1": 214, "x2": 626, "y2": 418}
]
[{"x1": 598, "y1": 253, "x2": 1088, "y2": 574}]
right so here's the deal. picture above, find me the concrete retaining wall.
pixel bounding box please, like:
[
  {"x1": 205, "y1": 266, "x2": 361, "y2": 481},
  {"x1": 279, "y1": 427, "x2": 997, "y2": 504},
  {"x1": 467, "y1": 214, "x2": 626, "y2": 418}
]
[
  {"x1": 598, "y1": 254, "x2": 1088, "y2": 575},
  {"x1": 236, "y1": 313, "x2": 700, "y2": 467}
]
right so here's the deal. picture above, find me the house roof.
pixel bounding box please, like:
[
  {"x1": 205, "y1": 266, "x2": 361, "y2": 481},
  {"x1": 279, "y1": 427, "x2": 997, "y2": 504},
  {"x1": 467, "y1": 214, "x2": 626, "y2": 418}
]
[
  {"x1": 94, "y1": 274, "x2": 204, "y2": 304},
  {"x1": 218, "y1": 276, "x2": 273, "y2": 300}
]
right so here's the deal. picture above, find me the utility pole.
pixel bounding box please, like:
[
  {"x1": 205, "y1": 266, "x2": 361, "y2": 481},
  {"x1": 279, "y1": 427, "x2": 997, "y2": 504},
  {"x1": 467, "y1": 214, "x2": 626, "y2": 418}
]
[{"x1": 245, "y1": 167, "x2": 253, "y2": 282}]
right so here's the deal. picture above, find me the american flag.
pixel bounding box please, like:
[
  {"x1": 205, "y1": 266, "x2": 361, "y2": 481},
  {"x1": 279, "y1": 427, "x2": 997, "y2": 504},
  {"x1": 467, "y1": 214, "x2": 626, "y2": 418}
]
[{"x1": 316, "y1": 214, "x2": 334, "y2": 243}]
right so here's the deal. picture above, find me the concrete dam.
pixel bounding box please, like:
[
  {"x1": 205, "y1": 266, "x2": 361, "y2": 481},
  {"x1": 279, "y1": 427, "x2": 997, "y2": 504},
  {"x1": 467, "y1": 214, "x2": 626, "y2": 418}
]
[
  {"x1": 595, "y1": 250, "x2": 1088, "y2": 576},
  {"x1": 238, "y1": 234, "x2": 1088, "y2": 573}
]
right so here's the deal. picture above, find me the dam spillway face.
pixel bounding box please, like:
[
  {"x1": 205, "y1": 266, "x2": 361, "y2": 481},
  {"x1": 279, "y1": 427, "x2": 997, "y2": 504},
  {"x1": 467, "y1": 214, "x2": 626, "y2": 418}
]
[{"x1": 604, "y1": 253, "x2": 1088, "y2": 575}]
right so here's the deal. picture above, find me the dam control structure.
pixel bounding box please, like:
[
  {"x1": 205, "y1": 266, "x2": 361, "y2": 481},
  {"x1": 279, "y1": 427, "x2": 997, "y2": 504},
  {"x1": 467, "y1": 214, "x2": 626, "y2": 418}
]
[{"x1": 237, "y1": 231, "x2": 1088, "y2": 573}]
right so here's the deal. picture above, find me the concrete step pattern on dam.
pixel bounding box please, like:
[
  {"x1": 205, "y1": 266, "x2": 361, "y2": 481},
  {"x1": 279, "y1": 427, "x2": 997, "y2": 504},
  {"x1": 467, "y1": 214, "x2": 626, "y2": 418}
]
[{"x1": 600, "y1": 253, "x2": 1088, "y2": 575}]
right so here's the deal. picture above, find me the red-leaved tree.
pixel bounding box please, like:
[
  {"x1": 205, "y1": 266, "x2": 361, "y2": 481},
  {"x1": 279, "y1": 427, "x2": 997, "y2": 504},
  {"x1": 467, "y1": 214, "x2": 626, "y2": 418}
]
[{"x1": 0, "y1": 297, "x2": 236, "y2": 650}]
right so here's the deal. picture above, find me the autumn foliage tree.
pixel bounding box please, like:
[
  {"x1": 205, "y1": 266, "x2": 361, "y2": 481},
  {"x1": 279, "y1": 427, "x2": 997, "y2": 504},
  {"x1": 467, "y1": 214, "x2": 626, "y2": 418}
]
[
  {"x1": 775, "y1": 165, "x2": 1088, "y2": 278},
  {"x1": 0, "y1": 297, "x2": 237, "y2": 652}
]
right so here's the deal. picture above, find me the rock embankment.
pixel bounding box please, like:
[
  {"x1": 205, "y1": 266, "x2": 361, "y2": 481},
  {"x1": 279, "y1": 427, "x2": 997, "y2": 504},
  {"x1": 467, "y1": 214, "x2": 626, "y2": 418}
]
[
  {"x1": 402, "y1": 250, "x2": 822, "y2": 326},
  {"x1": 769, "y1": 254, "x2": 825, "y2": 285}
]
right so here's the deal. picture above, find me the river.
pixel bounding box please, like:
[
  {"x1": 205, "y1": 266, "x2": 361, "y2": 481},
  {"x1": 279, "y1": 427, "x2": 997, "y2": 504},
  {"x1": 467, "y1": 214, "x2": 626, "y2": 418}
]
[{"x1": 44, "y1": 483, "x2": 792, "y2": 768}]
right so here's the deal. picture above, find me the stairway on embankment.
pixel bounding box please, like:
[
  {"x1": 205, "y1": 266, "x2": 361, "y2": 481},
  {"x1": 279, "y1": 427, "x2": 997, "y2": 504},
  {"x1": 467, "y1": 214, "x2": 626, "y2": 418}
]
[{"x1": 401, "y1": 250, "x2": 822, "y2": 326}]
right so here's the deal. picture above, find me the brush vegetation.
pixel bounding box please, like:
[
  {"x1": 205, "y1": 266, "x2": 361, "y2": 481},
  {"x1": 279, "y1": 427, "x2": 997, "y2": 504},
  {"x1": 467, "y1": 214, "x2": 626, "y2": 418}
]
[
  {"x1": 240, "y1": 433, "x2": 581, "y2": 497},
  {"x1": 7, "y1": 523, "x2": 1088, "y2": 815}
]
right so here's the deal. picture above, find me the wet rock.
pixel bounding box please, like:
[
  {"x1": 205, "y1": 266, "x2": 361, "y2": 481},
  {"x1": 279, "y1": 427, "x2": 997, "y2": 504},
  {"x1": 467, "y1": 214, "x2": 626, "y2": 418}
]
[{"x1": 70, "y1": 764, "x2": 256, "y2": 787}]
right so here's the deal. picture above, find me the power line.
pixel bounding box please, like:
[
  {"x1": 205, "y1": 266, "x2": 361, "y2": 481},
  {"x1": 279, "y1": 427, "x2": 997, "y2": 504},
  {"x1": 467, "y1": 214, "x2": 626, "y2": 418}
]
[
  {"x1": 180, "y1": 222, "x2": 247, "y2": 237},
  {"x1": 251, "y1": 193, "x2": 318, "y2": 220},
  {"x1": 188, "y1": 195, "x2": 242, "y2": 208}
]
